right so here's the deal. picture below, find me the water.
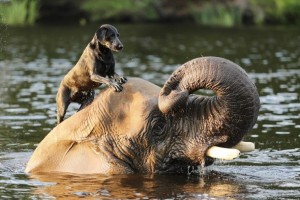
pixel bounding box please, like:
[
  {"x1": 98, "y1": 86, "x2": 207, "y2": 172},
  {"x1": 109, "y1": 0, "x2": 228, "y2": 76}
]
[{"x1": 0, "y1": 23, "x2": 299, "y2": 199}]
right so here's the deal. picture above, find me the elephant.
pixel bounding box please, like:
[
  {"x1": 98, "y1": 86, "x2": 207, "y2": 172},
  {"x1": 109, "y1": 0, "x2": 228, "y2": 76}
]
[{"x1": 25, "y1": 56, "x2": 260, "y2": 174}]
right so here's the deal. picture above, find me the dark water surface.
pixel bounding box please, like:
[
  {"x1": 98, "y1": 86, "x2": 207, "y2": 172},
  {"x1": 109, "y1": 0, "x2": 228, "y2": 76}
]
[{"x1": 0, "y1": 24, "x2": 299, "y2": 199}]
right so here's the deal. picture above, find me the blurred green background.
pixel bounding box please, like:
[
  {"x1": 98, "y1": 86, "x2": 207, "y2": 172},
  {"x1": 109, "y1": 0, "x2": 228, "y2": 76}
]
[{"x1": 1, "y1": 0, "x2": 300, "y2": 26}]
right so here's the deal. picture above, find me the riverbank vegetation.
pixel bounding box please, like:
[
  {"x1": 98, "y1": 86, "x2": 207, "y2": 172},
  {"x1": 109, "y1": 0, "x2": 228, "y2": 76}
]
[
  {"x1": 0, "y1": 0, "x2": 37, "y2": 25},
  {"x1": 1, "y1": 0, "x2": 300, "y2": 26}
]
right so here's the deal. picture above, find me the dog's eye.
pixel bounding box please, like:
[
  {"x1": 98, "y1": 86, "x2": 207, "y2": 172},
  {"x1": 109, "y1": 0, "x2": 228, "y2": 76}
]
[{"x1": 106, "y1": 34, "x2": 114, "y2": 40}]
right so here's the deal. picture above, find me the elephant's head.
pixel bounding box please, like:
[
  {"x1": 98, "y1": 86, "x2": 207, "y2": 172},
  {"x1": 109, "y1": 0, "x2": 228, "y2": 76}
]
[{"x1": 26, "y1": 57, "x2": 260, "y2": 174}]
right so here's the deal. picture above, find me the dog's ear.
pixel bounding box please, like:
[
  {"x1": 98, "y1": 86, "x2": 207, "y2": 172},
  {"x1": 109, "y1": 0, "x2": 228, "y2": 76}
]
[{"x1": 95, "y1": 26, "x2": 107, "y2": 41}]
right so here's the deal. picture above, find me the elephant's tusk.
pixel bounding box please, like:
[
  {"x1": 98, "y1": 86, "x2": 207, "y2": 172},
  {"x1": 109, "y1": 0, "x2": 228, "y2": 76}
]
[
  {"x1": 206, "y1": 146, "x2": 240, "y2": 160},
  {"x1": 233, "y1": 141, "x2": 255, "y2": 152},
  {"x1": 206, "y1": 141, "x2": 255, "y2": 160}
]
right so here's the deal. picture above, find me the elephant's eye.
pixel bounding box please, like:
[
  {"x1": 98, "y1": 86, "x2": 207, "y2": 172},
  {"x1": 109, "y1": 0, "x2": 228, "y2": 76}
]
[{"x1": 151, "y1": 118, "x2": 166, "y2": 137}]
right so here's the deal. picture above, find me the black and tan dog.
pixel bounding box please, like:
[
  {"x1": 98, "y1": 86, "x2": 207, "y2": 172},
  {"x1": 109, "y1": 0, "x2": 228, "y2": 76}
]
[{"x1": 56, "y1": 24, "x2": 127, "y2": 124}]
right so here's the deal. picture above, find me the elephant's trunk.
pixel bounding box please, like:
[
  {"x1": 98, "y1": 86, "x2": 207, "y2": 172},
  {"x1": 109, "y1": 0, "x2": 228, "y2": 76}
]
[{"x1": 159, "y1": 57, "x2": 260, "y2": 147}]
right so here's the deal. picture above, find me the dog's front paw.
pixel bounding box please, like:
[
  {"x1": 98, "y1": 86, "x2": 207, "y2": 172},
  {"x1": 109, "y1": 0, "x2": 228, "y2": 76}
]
[
  {"x1": 111, "y1": 83, "x2": 123, "y2": 92},
  {"x1": 117, "y1": 76, "x2": 127, "y2": 84}
]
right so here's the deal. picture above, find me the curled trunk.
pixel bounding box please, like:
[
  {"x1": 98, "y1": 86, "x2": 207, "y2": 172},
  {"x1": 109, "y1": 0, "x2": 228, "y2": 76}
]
[{"x1": 159, "y1": 57, "x2": 260, "y2": 147}]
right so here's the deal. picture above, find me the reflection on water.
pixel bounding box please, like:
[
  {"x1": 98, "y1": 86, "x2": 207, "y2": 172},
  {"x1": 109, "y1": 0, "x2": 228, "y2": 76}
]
[
  {"x1": 0, "y1": 24, "x2": 299, "y2": 199},
  {"x1": 30, "y1": 171, "x2": 244, "y2": 199}
]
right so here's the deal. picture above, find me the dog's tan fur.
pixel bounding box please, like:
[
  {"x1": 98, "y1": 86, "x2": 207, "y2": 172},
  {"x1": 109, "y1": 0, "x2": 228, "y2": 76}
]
[{"x1": 56, "y1": 24, "x2": 126, "y2": 124}]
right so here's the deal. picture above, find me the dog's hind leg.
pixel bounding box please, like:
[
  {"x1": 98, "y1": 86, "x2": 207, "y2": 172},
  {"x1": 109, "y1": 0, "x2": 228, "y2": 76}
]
[
  {"x1": 78, "y1": 90, "x2": 95, "y2": 111},
  {"x1": 56, "y1": 85, "x2": 71, "y2": 124}
]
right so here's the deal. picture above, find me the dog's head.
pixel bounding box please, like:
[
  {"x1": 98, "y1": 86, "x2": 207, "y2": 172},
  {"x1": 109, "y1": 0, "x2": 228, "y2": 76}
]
[{"x1": 95, "y1": 24, "x2": 123, "y2": 52}]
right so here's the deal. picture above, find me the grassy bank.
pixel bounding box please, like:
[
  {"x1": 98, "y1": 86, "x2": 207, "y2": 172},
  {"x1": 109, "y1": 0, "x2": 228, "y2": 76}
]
[
  {"x1": 81, "y1": 0, "x2": 157, "y2": 22},
  {"x1": 250, "y1": 0, "x2": 300, "y2": 25},
  {"x1": 1, "y1": 0, "x2": 300, "y2": 26},
  {"x1": 0, "y1": 0, "x2": 37, "y2": 25},
  {"x1": 191, "y1": 3, "x2": 242, "y2": 27}
]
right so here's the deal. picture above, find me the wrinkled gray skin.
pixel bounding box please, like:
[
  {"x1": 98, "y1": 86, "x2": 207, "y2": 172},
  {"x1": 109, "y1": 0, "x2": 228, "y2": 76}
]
[{"x1": 26, "y1": 57, "x2": 260, "y2": 174}]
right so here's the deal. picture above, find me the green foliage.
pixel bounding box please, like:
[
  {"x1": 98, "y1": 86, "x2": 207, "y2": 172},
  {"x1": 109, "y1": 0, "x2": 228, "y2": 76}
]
[
  {"x1": 276, "y1": 0, "x2": 300, "y2": 24},
  {"x1": 191, "y1": 3, "x2": 242, "y2": 27},
  {"x1": 81, "y1": 0, "x2": 157, "y2": 22},
  {"x1": 1, "y1": 0, "x2": 300, "y2": 26},
  {"x1": 250, "y1": 0, "x2": 300, "y2": 24},
  {"x1": 0, "y1": 0, "x2": 38, "y2": 25}
]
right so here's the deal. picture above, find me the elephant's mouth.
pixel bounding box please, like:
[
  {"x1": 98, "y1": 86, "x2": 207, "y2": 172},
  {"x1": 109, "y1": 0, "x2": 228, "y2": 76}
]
[{"x1": 160, "y1": 157, "x2": 215, "y2": 174}]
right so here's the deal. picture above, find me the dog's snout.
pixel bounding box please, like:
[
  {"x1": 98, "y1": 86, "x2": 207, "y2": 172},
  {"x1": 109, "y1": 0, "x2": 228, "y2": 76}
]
[{"x1": 116, "y1": 43, "x2": 123, "y2": 50}]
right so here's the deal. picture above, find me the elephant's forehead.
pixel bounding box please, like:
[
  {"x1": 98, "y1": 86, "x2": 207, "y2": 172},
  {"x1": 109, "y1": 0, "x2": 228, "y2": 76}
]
[
  {"x1": 125, "y1": 77, "x2": 161, "y2": 96},
  {"x1": 100, "y1": 77, "x2": 160, "y2": 102},
  {"x1": 104, "y1": 78, "x2": 159, "y2": 111},
  {"x1": 98, "y1": 78, "x2": 160, "y2": 135}
]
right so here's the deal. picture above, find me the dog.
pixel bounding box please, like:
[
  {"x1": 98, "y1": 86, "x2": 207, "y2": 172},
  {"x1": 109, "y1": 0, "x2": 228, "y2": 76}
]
[{"x1": 56, "y1": 24, "x2": 127, "y2": 124}]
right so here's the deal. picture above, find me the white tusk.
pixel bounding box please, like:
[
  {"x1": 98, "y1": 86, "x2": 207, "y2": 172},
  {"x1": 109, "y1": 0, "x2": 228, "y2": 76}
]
[
  {"x1": 233, "y1": 141, "x2": 255, "y2": 152},
  {"x1": 206, "y1": 146, "x2": 240, "y2": 160}
]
